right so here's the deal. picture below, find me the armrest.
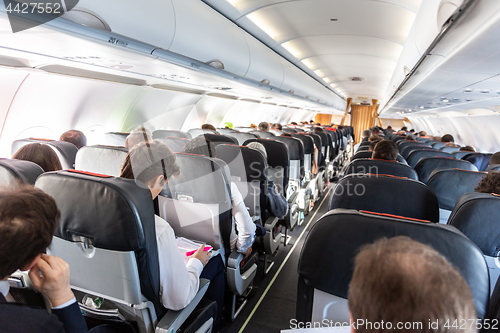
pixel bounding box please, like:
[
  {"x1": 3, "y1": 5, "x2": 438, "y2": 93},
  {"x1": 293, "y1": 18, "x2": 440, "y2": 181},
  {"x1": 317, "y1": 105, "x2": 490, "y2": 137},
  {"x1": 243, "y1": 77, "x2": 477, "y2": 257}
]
[
  {"x1": 155, "y1": 279, "x2": 210, "y2": 333},
  {"x1": 227, "y1": 252, "x2": 257, "y2": 295},
  {"x1": 263, "y1": 216, "x2": 281, "y2": 254},
  {"x1": 287, "y1": 191, "x2": 299, "y2": 204}
]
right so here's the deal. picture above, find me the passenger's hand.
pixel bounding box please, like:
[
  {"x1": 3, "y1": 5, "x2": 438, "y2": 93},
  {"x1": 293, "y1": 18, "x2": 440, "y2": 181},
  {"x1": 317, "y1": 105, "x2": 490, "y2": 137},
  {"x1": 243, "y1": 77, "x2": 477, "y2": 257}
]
[
  {"x1": 242, "y1": 247, "x2": 252, "y2": 259},
  {"x1": 191, "y1": 244, "x2": 210, "y2": 266},
  {"x1": 28, "y1": 254, "x2": 74, "y2": 308}
]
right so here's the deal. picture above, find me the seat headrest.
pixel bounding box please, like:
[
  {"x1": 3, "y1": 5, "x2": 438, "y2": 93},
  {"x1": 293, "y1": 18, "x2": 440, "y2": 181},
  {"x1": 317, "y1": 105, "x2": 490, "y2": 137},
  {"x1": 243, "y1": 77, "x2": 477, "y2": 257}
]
[
  {"x1": 153, "y1": 130, "x2": 191, "y2": 140},
  {"x1": 75, "y1": 145, "x2": 128, "y2": 177},
  {"x1": 449, "y1": 192, "x2": 500, "y2": 257},
  {"x1": 166, "y1": 154, "x2": 231, "y2": 204},
  {"x1": 187, "y1": 129, "x2": 217, "y2": 137},
  {"x1": 487, "y1": 164, "x2": 500, "y2": 172},
  {"x1": 313, "y1": 132, "x2": 329, "y2": 147},
  {"x1": 453, "y1": 151, "x2": 472, "y2": 160},
  {"x1": 427, "y1": 169, "x2": 486, "y2": 210},
  {"x1": 406, "y1": 149, "x2": 453, "y2": 168},
  {"x1": 282, "y1": 128, "x2": 298, "y2": 134},
  {"x1": 249, "y1": 131, "x2": 275, "y2": 139},
  {"x1": 432, "y1": 142, "x2": 446, "y2": 149},
  {"x1": 440, "y1": 146, "x2": 461, "y2": 153},
  {"x1": 308, "y1": 132, "x2": 322, "y2": 150},
  {"x1": 0, "y1": 159, "x2": 44, "y2": 185},
  {"x1": 102, "y1": 132, "x2": 129, "y2": 146},
  {"x1": 156, "y1": 137, "x2": 189, "y2": 153},
  {"x1": 229, "y1": 132, "x2": 258, "y2": 145},
  {"x1": 414, "y1": 157, "x2": 478, "y2": 183},
  {"x1": 291, "y1": 134, "x2": 315, "y2": 155},
  {"x1": 273, "y1": 136, "x2": 304, "y2": 161},
  {"x1": 345, "y1": 158, "x2": 418, "y2": 180},
  {"x1": 329, "y1": 174, "x2": 439, "y2": 222},
  {"x1": 298, "y1": 209, "x2": 489, "y2": 318},
  {"x1": 216, "y1": 144, "x2": 267, "y2": 183},
  {"x1": 201, "y1": 133, "x2": 238, "y2": 145},
  {"x1": 242, "y1": 138, "x2": 290, "y2": 169},
  {"x1": 12, "y1": 139, "x2": 78, "y2": 170},
  {"x1": 464, "y1": 153, "x2": 492, "y2": 171},
  {"x1": 400, "y1": 145, "x2": 432, "y2": 159}
]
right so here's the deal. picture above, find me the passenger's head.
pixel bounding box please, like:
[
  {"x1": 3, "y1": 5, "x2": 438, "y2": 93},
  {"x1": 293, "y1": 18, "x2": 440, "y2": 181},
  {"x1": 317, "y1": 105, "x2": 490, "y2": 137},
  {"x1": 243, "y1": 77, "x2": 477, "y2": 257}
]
[
  {"x1": 247, "y1": 142, "x2": 267, "y2": 159},
  {"x1": 125, "y1": 131, "x2": 153, "y2": 149},
  {"x1": 387, "y1": 126, "x2": 392, "y2": 130},
  {"x1": 309, "y1": 120, "x2": 315, "y2": 124},
  {"x1": 250, "y1": 123, "x2": 257, "y2": 129},
  {"x1": 405, "y1": 136, "x2": 416, "y2": 141},
  {"x1": 59, "y1": 130, "x2": 87, "y2": 149},
  {"x1": 258, "y1": 122, "x2": 270, "y2": 131},
  {"x1": 419, "y1": 131, "x2": 427, "y2": 137},
  {"x1": 223, "y1": 122, "x2": 233, "y2": 129},
  {"x1": 120, "y1": 140, "x2": 180, "y2": 199},
  {"x1": 314, "y1": 127, "x2": 324, "y2": 133},
  {"x1": 475, "y1": 171, "x2": 500, "y2": 194},
  {"x1": 368, "y1": 138, "x2": 383, "y2": 152},
  {"x1": 182, "y1": 136, "x2": 216, "y2": 158},
  {"x1": 13, "y1": 143, "x2": 62, "y2": 172},
  {"x1": 272, "y1": 123, "x2": 283, "y2": 130},
  {"x1": 460, "y1": 146, "x2": 476, "y2": 152},
  {"x1": 348, "y1": 237, "x2": 476, "y2": 333},
  {"x1": 368, "y1": 135, "x2": 381, "y2": 142},
  {"x1": 0, "y1": 186, "x2": 60, "y2": 279},
  {"x1": 281, "y1": 133, "x2": 292, "y2": 138},
  {"x1": 290, "y1": 122, "x2": 298, "y2": 126},
  {"x1": 372, "y1": 140, "x2": 398, "y2": 161},
  {"x1": 370, "y1": 127, "x2": 381, "y2": 135},
  {"x1": 361, "y1": 130, "x2": 372, "y2": 139},
  {"x1": 441, "y1": 134, "x2": 455, "y2": 143},
  {"x1": 201, "y1": 124, "x2": 216, "y2": 131},
  {"x1": 490, "y1": 152, "x2": 500, "y2": 165},
  {"x1": 401, "y1": 126, "x2": 408, "y2": 132}
]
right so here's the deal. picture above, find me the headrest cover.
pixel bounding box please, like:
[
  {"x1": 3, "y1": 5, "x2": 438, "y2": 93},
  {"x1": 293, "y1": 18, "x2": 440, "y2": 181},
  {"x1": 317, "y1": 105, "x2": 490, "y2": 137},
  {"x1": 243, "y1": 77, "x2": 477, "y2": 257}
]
[
  {"x1": 229, "y1": 132, "x2": 258, "y2": 145},
  {"x1": 102, "y1": 132, "x2": 129, "y2": 146},
  {"x1": 406, "y1": 149, "x2": 453, "y2": 168},
  {"x1": 156, "y1": 137, "x2": 189, "y2": 153},
  {"x1": 249, "y1": 131, "x2": 275, "y2": 139},
  {"x1": 298, "y1": 209, "x2": 489, "y2": 318},
  {"x1": 243, "y1": 138, "x2": 290, "y2": 169},
  {"x1": 0, "y1": 159, "x2": 44, "y2": 185},
  {"x1": 291, "y1": 134, "x2": 315, "y2": 155},
  {"x1": 273, "y1": 136, "x2": 304, "y2": 161},
  {"x1": 345, "y1": 158, "x2": 418, "y2": 180},
  {"x1": 187, "y1": 129, "x2": 216, "y2": 138},
  {"x1": 464, "y1": 153, "x2": 492, "y2": 172},
  {"x1": 202, "y1": 133, "x2": 238, "y2": 145},
  {"x1": 153, "y1": 130, "x2": 191, "y2": 140},
  {"x1": 414, "y1": 157, "x2": 478, "y2": 183},
  {"x1": 75, "y1": 145, "x2": 128, "y2": 177}
]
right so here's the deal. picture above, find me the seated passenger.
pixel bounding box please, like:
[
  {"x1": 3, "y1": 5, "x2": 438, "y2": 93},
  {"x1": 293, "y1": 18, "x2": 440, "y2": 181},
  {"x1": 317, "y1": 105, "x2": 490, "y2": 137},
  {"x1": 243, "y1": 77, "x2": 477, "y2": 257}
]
[
  {"x1": 475, "y1": 171, "x2": 500, "y2": 194},
  {"x1": 348, "y1": 237, "x2": 476, "y2": 333},
  {"x1": 271, "y1": 123, "x2": 283, "y2": 130},
  {"x1": 249, "y1": 123, "x2": 257, "y2": 129},
  {"x1": 246, "y1": 142, "x2": 288, "y2": 220},
  {"x1": 59, "y1": 130, "x2": 87, "y2": 149},
  {"x1": 372, "y1": 140, "x2": 398, "y2": 161},
  {"x1": 368, "y1": 137, "x2": 383, "y2": 152},
  {"x1": 370, "y1": 127, "x2": 382, "y2": 136},
  {"x1": 0, "y1": 186, "x2": 110, "y2": 333},
  {"x1": 418, "y1": 130, "x2": 427, "y2": 137},
  {"x1": 258, "y1": 122, "x2": 270, "y2": 132},
  {"x1": 354, "y1": 130, "x2": 371, "y2": 152},
  {"x1": 201, "y1": 124, "x2": 217, "y2": 132},
  {"x1": 490, "y1": 151, "x2": 500, "y2": 166},
  {"x1": 182, "y1": 137, "x2": 256, "y2": 257},
  {"x1": 281, "y1": 133, "x2": 292, "y2": 138},
  {"x1": 460, "y1": 145, "x2": 476, "y2": 152},
  {"x1": 119, "y1": 141, "x2": 225, "y2": 330},
  {"x1": 405, "y1": 136, "x2": 416, "y2": 141},
  {"x1": 12, "y1": 143, "x2": 62, "y2": 172}
]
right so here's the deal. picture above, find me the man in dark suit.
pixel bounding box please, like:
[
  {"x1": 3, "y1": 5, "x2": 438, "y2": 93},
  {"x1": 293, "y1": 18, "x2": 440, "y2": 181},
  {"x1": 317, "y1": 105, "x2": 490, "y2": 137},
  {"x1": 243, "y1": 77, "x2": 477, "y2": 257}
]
[{"x1": 0, "y1": 186, "x2": 106, "y2": 332}]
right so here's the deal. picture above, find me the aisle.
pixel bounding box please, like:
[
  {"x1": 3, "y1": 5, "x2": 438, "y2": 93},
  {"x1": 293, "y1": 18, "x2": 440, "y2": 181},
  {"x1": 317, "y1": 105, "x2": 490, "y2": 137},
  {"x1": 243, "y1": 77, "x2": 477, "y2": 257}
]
[{"x1": 222, "y1": 184, "x2": 333, "y2": 333}]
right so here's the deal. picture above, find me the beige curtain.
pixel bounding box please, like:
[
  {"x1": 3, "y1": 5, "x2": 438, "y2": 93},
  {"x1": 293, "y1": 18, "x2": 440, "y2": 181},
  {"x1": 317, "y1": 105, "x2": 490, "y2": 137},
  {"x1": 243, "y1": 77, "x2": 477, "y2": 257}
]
[
  {"x1": 315, "y1": 113, "x2": 333, "y2": 125},
  {"x1": 351, "y1": 105, "x2": 376, "y2": 144}
]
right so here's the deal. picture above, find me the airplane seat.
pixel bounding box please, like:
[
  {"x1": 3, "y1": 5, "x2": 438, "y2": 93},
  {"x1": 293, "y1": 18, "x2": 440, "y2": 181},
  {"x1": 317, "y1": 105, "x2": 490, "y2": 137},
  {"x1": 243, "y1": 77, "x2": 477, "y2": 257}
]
[
  {"x1": 296, "y1": 209, "x2": 489, "y2": 324},
  {"x1": 432, "y1": 142, "x2": 446, "y2": 149},
  {"x1": 406, "y1": 149, "x2": 453, "y2": 168},
  {"x1": 217, "y1": 128, "x2": 236, "y2": 135},
  {"x1": 351, "y1": 150, "x2": 408, "y2": 165},
  {"x1": 427, "y1": 169, "x2": 486, "y2": 224},
  {"x1": 308, "y1": 132, "x2": 328, "y2": 197},
  {"x1": 0, "y1": 158, "x2": 44, "y2": 185},
  {"x1": 400, "y1": 144, "x2": 432, "y2": 159},
  {"x1": 356, "y1": 146, "x2": 370, "y2": 152},
  {"x1": 328, "y1": 174, "x2": 440, "y2": 222},
  {"x1": 451, "y1": 151, "x2": 471, "y2": 160},
  {"x1": 416, "y1": 137, "x2": 428, "y2": 142},
  {"x1": 325, "y1": 131, "x2": 338, "y2": 161},
  {"x1": 102, "y1": 132, "x2": 130, "y2": 146},
  {"x1": 187, "y1": 128, "x2": 217, "y2": 138},
  {"x1": 282, "y1": 128, "x2": 297, "y2": 134},
  {"x1": 397, "y1": 140, "x2": 428, "y2": 151},
  {"x1": 75, "y1": 145, "x2": 128, "y2": 177},
  {"x1": 448, "y1": 192, "x2": 500, "y2": 293},
  {"x1": 315, "y1": 131, "x2": 334, "y2": 178},
  {"x1": 35, "y1": 170, "x2": 215, "y2": 333},
  {"x1": 291, "y1": 133, "x2": 317, "y2": 211},
  {"x1": 463, "y1": 153, "x2": 493, "y2": 171},
  {"x1": 153, "y1": 130, "x2": 192, "y2": 140},
  {"x1": 414, "y1": 156, "x2": 478, "y2": 183},
  {"x1": 201, "y1": 133, "x2": 238, "y2": 145},
  {"x1": 390, "y1": 136, "x2": 404, "y2": 143},
  {"x1": 269, "y1": 130, "x2": 284, "y2": 136},
  {"x1": 440, "y1": 146, "x2": 461, "y2": 153},
  {"x1": 344, "y1": 158, "x2": 418, "y2": 180},
  {"x1": 249, "y1": 130, "x2": 275, "y2": 139},
  {"x1": 11, "y1": 138, "x2": 78, "y2": 169},
  {"x1": 233, "y1": 127, "x2": 254, "y2": 133},
  {"x1": 156, "y1": 137, "x2": 190, "y2": 153},
  {"x1": 230, "y1": 132, "x2": 259, "y2": 145},
  {"x1": 243, "y1": 138, "x2": 298, "y2": 244},
  {"x1": 487, "y1": 164, "x2": 500, "y2": 172},
  {"x1": 357, "y1": 141, "x2": 370, "y2": 149}
]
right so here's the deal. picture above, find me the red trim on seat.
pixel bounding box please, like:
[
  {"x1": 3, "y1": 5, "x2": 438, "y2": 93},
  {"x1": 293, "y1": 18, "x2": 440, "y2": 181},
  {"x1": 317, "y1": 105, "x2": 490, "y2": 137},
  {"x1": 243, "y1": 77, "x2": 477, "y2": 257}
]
[
  {"x1": 365, "y1": 173, "x2": 408, "y2": 179},
  {"x1": 360, "y1": 210, "x2": 431, "y2": 223},
  {"x1": 29, "y1": 137, "x2": 54, "y2": 141},
  {"x1": 166, "y1": 136, "x2": 188, "y2": 140},
  {"x1": 67, "y1": 169, "x2": 113, "y2": 178},
  {"x1": 492, "y1": 193, "x2": 500, "y2": 197},
  {"x1": 452, "y1": 168, "x2": 487, "y2": 174},
  {"x1": 176, "y1": 152, "x2": 204, "y2": 156},
  {"x1": 369, "y1": 158, "x2": 398, "y2": 163}
]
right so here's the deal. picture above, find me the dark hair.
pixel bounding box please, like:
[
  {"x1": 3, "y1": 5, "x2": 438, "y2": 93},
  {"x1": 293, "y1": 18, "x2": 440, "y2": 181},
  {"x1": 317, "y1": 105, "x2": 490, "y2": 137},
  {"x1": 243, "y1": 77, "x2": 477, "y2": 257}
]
[
  {"x1": 441, "y1": 134, "x2": 455, "y2": 143},
  {"x1": 405, "y1": 136, "x2": 417, "y2": 141},
  {"x1": 362, "y1": 130, "x2": 372, "y2": 138},
  {"x1": 372, "y1": 140, "x2": 398, "y2": 160},
  {"x1": 387, "y1": 126, "x2": 392, "y2": 130},
  {"x1": 258, "y1": 122, "x2": 270, "y2": 131},
  {"x1": 59, "y1": 130, "x2": 87, "y2": 149},
  {"x1": 120, "y1": 140, "x2": 180, "y2": 186},
  {"x1": 272, "y1": 123, "x2": 283, "y2": 130},
  {"x1": 490, "y1": 152, "x2": 500, "y2": 165},
  {"x1": 368, "y1": 135, "x2": 382, "y2": 142},
  {"x1": 460, "y1": 146, "x2": 475, "y2": 152},
  {"x1": 313, "y1": 127, "x2": 324, "y2": 132},
  {"x1": 183, "y1": 136, "x2": 216, "y2": 158},
  {"x1": 0, "y1": 185, "x2": 60, "y2": 278},
  {"x1": 201, "y1": 124, "x2": 216, "y2": 131},
  {"x1": 348, "y1": 236, "x2": 476, "y2": 333},
  {"x1": 13, "y1": 143, "x2": 62, "y2": 172},
  {"x1": 401, "y1": 126, "x2": 408, "y2": 132},
  {"x1": 290, "y1": 122, "x2": 298, "y2": 126},
  {"x1": 369, "y1": 137, "x2": 383, "y2": 151},
  {"x1": 475, "y1": 171, "x2": 500, "y2": 194},
  {"x1": 281, "y1": 133, "x2": 292, "y2": 138}
]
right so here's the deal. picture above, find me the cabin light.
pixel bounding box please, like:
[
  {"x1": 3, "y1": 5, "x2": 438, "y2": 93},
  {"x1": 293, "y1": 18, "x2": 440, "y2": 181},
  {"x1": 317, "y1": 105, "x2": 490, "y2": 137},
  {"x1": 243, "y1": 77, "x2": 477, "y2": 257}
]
[
  {"x1": 248, "y1": 13, "x2": 278, "y2": 40},
  {"x1": 480, "y1": 90, "x2": 490, "y2": 93},
  {"x1": 301, "y1": 59, "x2": 315, "y2": 70},
  {"x1": 464, "y1": 88, "x2": 473, "y2": 92},
  {"x1": 465, "y1": 98, "x2": 473, "y2": 102},
  {"x1": 314, "y1": 70, "x2": 325, "y2": 77},
  {"x1": 419, "y1": 106, "x2": 424, "y2": 109},
  {"x1": 281, "y1": 43, "x2": 301, "y2": 58},
  {"x1": 442, "y1": 99, "x2": 449, "y2": 103},
  {"x1": 408, "y1": 109, "x2": 412, "y2": 112},
  {"x1": 205, "y1": 59, "x2": 225, "y2": 70}
]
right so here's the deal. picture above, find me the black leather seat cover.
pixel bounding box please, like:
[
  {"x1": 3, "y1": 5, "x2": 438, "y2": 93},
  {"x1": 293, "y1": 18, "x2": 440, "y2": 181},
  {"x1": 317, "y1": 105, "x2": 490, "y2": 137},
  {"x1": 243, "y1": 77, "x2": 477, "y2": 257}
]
[
  {"x1": 291, "y1": 134, "x2": 315, "y2": 171},
  {"x1": 156, "y1": 137, "x2": 189, "y2": 153},
  {"x1": 414, "y1": 157, "x2": 478, "y2": 183},
  {"x1": 464, "y1": 153, "x2": 493, "y2": 171},
  {"x1": 448, "y1": 193, "x2": 500, "y2": 258},
  {"x1": 297, "y1": 209, "x2": 489, "y2": 322},
  {"x1": 427, "y1": 169, "x2": 486, "y2": 210},
  {"x1": 202, "y1": 133, "x2": 238, "y2": 145},
  {"x1": 0, "y1": 158, "x2": 44, "y2": 185},
  {"x1": 328, "y1": 174, "x2": 439, "y2": 222},
  {"x1": 187, "y1": 129, "x2": 217, "y2": 138},
  {"x1": 12, "y1": 139, "x2": 78, "y2": 169},
  {"x1": 358, "y1": 141, "x2": 370, "y2": 148},
  {"x1": 406, "y1": 149, "x2": 453, "y2": 168},
  {"x1": 400, "y1": 144, "x2": 432, "y2": 159},
  {"x1": 440, "y1": 146, "x2": 461, "y2": 153},
  {"x1": 351, "y1": 150, "x2": 407, "y2": 165},
  {"x1": 324, "y1": 131, "x2": 337, "y2": 159},
  {"x1": 273, "y1": 136, "x2": 304, "y2": 180},
  {"x1": 35, "y1": 170, "x2": 162, "y2": 316},
  {"x1": 153, "y1": 130, "x2": 191, "y2": 140},
  {"x1": 249, "y1": 131, "x2": 275, "y2": 139},
  {"x1": 345, "y1": 158, "x2": 418, "y2": 180},
  {"x1": 231, "y1": 132, "x2": 258, "y2": 145},
  {"x1": 282, "y1": 128, "x2": 298, "y2": 133}
]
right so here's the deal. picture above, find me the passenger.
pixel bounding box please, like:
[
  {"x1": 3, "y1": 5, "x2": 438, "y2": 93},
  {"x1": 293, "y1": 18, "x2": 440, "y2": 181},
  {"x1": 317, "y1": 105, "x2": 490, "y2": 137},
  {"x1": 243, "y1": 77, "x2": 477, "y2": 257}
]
[
  {"x1": 246, "y1": 142, "x2": 288, "y2": 220},
  {"x1": 401, "y1": 126, "x2": 408, "y2": 132},
  {"x1": 409, "y1": 129, "x2": 416, "y2": 134},
  {"x1": 372, "y1": 140, "x2": 398, "y2": 161},
  {"x1": 281, "y1": 133, "x2": 292, "y2": 137},
  {"x1": 348, "y1": 236, "x2": 476, "y2": 333},
  {"x1": 354, "y1": 130, "x2": 371, "y2": 152},
  {"x1": 182, "y1": 136, "x2": 256, "y2": 258},
  {"x1": 405, "y1": 136, "x2": 416, "y2": 141},
  {"x1": 370, "y1": 127, "x2": 382, "y2": 136},
  {"x1": 309, "y1": 120, "x2": 315, "y2": 124},
  {"x1": 490, "y1": 151, "x2": 500, "y2": 165},
  {"x1": 397, "y1": 130, "x2": 407, "y2": 137},
  {"x1": 440, "y1": 134, "x2": 459, "y2": 147},
  {"x1": 201, "y1": 124, "x2": 217, "y2": 132},
  {"x1": 368, "y1": 137, "x2": 383, "y2": 152},
  {"x1": 12, "y1": 143, "x2": 62, "y2": 172},
  {"x1": 249, "y1": 123, "x2": 257, "y2": 129},
  {"x1": 419, "y1": 130, "x2": 427, "y2": 137},
  {"x1": 223, "y1": 122, "x2": 233, "y2": 129},
  {"x1": 475, "y1": 171, "x2": 500, "y2": 195},
  {"x1": 258, "y1": 122, "x2": 270, "y2": 132},
  {"x1": 0, "y1": 186, "x2": 111, "y2": 333},
  {"x1": 59, "y1": 130, "x2": 87, "y2": 149},
  {"x1": 290, "y1": 122, "x2": 298, "y2": 126},
  {"x1": 460, "y1": 146, "x2": 476, "y2": 152},
  {"x1": 313, "y1": 127, "x2": 324, "y2": 132},
  {"x1": 120, "y1": 141, "x2": 225, "y2": 330},
  {"x1": 271, "y1": 123, "x2": 283, "y2": 130}
]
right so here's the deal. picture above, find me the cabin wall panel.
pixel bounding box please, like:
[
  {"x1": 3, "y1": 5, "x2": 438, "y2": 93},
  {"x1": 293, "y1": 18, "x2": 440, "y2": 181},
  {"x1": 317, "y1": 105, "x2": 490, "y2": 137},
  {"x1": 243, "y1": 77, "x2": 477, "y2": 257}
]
[{"x1": 0, "y1": 68, "x2": 29, "y2": 145}]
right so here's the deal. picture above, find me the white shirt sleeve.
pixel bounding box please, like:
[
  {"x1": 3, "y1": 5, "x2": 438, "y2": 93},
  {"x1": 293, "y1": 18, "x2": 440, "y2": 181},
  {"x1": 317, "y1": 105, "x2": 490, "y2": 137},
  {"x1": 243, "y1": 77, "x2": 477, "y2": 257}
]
[
  {"x1": 230, "y1": 183, "x2": 256, "y2": 253},
  {"x1": 155, "y1": 215, "x2": 204, "y2": 310}
]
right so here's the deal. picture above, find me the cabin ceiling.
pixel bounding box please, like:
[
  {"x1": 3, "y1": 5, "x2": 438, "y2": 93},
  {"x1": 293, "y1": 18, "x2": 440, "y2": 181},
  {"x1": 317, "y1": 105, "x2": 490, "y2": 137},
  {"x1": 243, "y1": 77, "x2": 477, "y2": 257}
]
[{"x1": 204, "y1": 0, "x2": 422, "y2": 105}]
